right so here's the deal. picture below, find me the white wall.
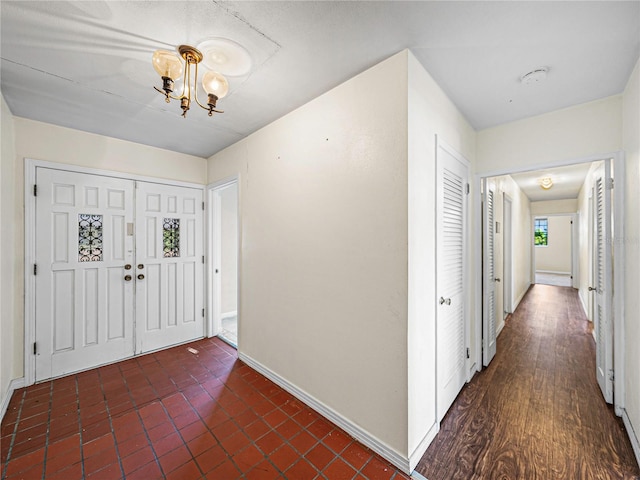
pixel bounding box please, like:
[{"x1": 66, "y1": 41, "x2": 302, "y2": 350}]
[
  {"x1": 406, "y1": 51, "x2": 476, "y2": 467},
  {"x1": 1, "y1": 94, "x2": 17, "y2": 415},
  {"x1": 208, "y1": 52, "x2": 410, "y2": 461},
  {"x1": 6, "y1": 119, "x2": 206, "y2": 385},
  {"x1": 477, "y1": 96, "x2": 622, "y2": 175},
  {"x1": 623, "y1": 56, "x2": 640, "y2": 453},
  {"x1": 220, "y1": 184, "x2": 238, "y2": 315},
  {"x1": 489, "y1": 176, "x2": 532, "y2": 331},
  {"x1": 534, "y1": 215, "x2": 572, "y2": 273}
]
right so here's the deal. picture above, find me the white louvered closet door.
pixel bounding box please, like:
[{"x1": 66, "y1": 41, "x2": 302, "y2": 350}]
[
  {"x1": 483, "y1": 183, "x2": 497, "y2": 366},
  {"x1": 594, "y1": 165, "x2": 613, "y2": 404},
  {"x1": 436, "y1": 139, "x2": 469, "y2": 422}
]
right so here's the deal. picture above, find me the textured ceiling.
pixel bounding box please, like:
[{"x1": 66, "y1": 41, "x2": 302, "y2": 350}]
[{"x1": 1, "y1": 1, "x2": 639, "y2": 158}]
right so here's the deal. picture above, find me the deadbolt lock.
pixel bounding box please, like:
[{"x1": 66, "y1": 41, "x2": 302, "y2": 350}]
[{"x1": 124, "y1": 264, "x2": 132, "y2": 270}]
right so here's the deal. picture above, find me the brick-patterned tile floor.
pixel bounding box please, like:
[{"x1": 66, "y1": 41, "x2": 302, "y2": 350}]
[{"x1": 1, "y1": 337, "x2": 411, "y2": 479}]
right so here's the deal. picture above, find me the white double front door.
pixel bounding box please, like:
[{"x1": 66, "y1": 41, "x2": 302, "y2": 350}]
[{"x1": 35, "y1": 168, "x2": 203, "y2": 381}]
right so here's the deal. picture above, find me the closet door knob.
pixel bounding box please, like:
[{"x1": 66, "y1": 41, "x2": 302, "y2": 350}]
[{"x1": 137, "y1": 274, "x2": 145, "y2": 280}]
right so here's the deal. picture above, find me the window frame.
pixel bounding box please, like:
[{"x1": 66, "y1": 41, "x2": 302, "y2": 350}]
[{"x1": 534, "y1": 217, "x2": 549, "y2": 247}]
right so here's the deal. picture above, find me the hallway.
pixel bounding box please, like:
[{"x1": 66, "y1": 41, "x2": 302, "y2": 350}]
[{"x1": 415, "y1": 284, "x2": 640, "y2": 479}]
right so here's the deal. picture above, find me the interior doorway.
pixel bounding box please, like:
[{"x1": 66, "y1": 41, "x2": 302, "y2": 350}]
[
  {"x1": 503, "y1": 195, "x2": 513, "y2": 317},
  {"x1": 477, "y1": 154, "x2": 622, "y2": 410},
  {"x1": 210, "y1": 180, "x2": 239, "y2": 347}
]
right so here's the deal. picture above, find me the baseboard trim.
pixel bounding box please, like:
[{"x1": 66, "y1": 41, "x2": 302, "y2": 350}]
[
  {"x1": 411, "y1": 471, "x2": 430, "y2": 480},
  {"x1": 496, "y1": 320, "x2": 505, "y2": 337},
  {"x1": 622, "y1": 408, "x2": 640, "y2": 469},
  {"x1": 408, "y1": 422, "x2": 439, "y2": 472},
  {"x1": 238, "y1": 352, "x2": 411, "y2": 474},
  {"x1": 512, "y1": 283, "x2": 531, "y2": 312},
  {"x1": 579, "y1": 291, "x2": 589, "y2": 318},
  {"x1": 1, "y1": 377, "x2": 25, "y2": 422},
  {"x1": 535, "y1": 270, "x2": 571, "y2": 276}
]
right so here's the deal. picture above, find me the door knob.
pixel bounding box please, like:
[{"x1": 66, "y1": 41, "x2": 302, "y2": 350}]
[
  {"x1": 124, "y1": 264, "x2": 132, "y2": 270},
  {"x1": 137, "y1": 264, "x2": 144, "y2": 269},
  {"x1": 124, "y1": 275, "x2": 132, "y2": 281},
  {"x1": 137, "y1": 274, "x2": 145, "y2": 280},
  {"x1": 439, "y1": 297, "x2": 451, "y2": 305},
  {"x1": 588, "y1": 286, "x2": 597, "y2": 291},
  {"x1": 495, "y1": 278, "x2": 501, "y2": 282}
]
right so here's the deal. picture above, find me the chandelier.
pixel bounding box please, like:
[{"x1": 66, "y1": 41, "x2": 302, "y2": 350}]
[{"x1": 152, "y1": 45, "x2": 229, "y2": 118}]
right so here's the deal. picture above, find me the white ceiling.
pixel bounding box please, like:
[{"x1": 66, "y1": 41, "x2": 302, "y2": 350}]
[
  {"x1": 1, "y1": 1, "x2": 639, "y2": 159},
  {"x1": 509, "y1": 162, "x2": 597, "y2": 202}
]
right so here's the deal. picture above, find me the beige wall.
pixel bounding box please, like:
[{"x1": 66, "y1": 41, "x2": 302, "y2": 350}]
[
  {"x1": 1, "y1": 94, "x2": 17, "y2": 413},
  {"x1": 14, "y1": 118, "x2": 207, "y2": 184},
  {"x1": 5, "y1": 118, "x2": 206, "y2": 388},
  {"x1": 534, "y1": 215, "x2": 573, "y2": 273},
  {"x1": 476, "y1": 96, "x2": 622, "y2": 175},
  {"x1": 209, "y1": 52, "x2": 410, "y2": 458},
  {"x1": 623, "y1": 57, "x2": 640, "y2": 444},
  {"x1": 531, "y1": 199, "x2": 577, "y2": 215},
  {"x1": 209, "y1": 50, "x2": 477, "y2": 468},
  {"x1": 406, "y1": 51, "x2": 476, "y2": 464}
]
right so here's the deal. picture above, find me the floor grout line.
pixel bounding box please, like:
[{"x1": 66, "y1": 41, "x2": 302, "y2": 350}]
[{"x1": 1, "y1": 338, "x2": 412, "y2": 480}]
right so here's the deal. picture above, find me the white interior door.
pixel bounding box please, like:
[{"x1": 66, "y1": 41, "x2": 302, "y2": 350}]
[
  {"x1": 135, "y1": 182, "x2": 204, "y2": 354},
  {"x1": 34, "y1": 168, "x2": 205, "y2": 381},
  {"x1": 483, "y1": 181, "x2": 497, "y2": 366},
  {"x1": 436, "y1": 140, "x2": 468, "y2": 422},
  {"x1": 594, "y1": 163, "x2": 613, "y2": 403},
  {"x1": 35, "y1": 168, "x2": 135, "y2": 381}
]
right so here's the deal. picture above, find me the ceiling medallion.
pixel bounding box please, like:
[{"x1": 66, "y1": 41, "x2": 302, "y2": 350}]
[
  {"x1": 152, "y1": 38, "x2": 251, "y2": 118},
  {"x1": 538, "y1": 177, "x2": 553, "y2": 190},
  {"x1": 520, "y1": 67, "x2": 549, "y2": 85}
]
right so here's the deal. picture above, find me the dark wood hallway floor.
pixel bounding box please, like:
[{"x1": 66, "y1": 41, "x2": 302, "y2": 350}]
[{"x1": 415, "y1": 284, "x2": 640, "y2": 480}]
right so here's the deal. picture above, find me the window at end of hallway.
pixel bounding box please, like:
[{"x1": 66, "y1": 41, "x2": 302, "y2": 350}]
[{"x1": 534, "y1": 218, "x2": 548, "y2": 246}]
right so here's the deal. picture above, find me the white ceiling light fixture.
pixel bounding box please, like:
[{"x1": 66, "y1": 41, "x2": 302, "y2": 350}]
[
  {"x1": 538, "y1": 177, "x2": 554, "y2": 190},
  {"x1": 152, "y1": 39, "x2": 250, "y2": 118},
  {"x1": 520, "y1": 67, "x2": 549, "y2": 85}
]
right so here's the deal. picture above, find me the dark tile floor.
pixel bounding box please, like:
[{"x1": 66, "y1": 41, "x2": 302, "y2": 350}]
[{"x1": 1, "y1": 337, "x2": 411, "y2": 479}]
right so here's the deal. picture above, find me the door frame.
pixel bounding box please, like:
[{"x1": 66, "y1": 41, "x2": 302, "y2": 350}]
[
  {"x1": 503, "y1": 194, "x2": 513, "y2": 316},
  {"x1": 24, "y1": 158, "x2": 205, "y2": 386},
  {"x1": 435, "y1": 136, "x2": 471, "y2": 421},
  {"x1": 206, "y1": 175, "x2": 240, "y2": 342},
  {"x1": 473, "y1": 151, "x2": 625, "y2": 415},
  {"x1": 531, "y1": 213, "x2": 577, "y2": 284}
]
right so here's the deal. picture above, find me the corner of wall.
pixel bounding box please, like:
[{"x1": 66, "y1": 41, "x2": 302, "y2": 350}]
[
  {"x1": 623, "y1": 54, "x2": 640, "y2": 451},
  {"x1": 1, "y1": 92, "x2": 18, "y2": 418}
]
